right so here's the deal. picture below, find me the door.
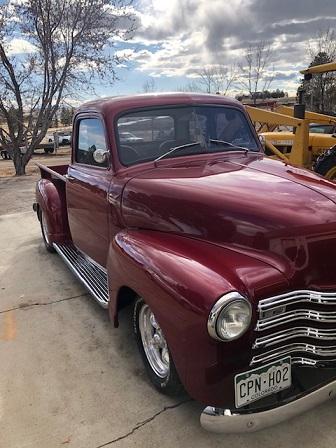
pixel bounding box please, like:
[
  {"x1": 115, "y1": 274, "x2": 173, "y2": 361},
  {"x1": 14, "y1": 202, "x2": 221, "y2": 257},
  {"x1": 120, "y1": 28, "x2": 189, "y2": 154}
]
[{"x1": 66, "y1": 116, "x2": 111, "y2": 267}]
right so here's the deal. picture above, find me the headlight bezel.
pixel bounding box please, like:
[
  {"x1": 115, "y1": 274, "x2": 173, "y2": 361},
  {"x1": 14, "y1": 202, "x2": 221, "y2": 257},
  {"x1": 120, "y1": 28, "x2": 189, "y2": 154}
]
[{"x1": 207, "y1": 292, "x2": 252, "y2": 341}]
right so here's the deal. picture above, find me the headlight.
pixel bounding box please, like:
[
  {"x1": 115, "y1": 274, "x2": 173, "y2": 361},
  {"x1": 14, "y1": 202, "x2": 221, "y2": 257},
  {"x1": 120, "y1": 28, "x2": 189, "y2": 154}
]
[{"x1": 207, "y1": 292, "x2": 252, "y2": 341}]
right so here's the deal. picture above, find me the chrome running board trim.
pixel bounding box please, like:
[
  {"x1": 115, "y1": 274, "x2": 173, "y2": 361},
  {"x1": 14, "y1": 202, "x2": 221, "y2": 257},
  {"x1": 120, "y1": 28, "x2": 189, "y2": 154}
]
[{"x1": 53, "y1": 243, "x2": 109, "y2": 308}]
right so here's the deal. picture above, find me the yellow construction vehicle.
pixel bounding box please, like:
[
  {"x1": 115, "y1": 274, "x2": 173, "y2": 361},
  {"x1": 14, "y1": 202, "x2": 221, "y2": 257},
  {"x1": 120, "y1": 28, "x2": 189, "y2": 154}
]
[{"x1": 246, "y1": 62, "x2": 336, "y2": 179}]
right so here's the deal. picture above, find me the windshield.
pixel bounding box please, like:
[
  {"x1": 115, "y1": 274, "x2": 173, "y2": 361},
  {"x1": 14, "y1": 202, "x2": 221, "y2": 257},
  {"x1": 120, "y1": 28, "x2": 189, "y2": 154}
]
[{"x1": 116, "y1": 105, "x2": 260, "y2": 166}]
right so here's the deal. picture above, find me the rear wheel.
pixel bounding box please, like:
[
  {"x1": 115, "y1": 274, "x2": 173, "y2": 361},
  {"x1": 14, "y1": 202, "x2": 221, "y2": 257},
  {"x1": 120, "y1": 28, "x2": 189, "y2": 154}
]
[
  {"x1": 40, "y1": 210, "x2": 55, "y2": 253},
  {"x1": 315, "y1": 147, "x2": 336, "y2": 181},
  {"x1": 133, "y1": 298, "x2": 183, "y2": 395}
]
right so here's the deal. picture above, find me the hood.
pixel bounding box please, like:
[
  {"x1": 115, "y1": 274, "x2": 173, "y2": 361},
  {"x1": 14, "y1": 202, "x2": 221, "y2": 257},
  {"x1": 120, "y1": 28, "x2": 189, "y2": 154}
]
[{"x1": 122, "y1": 154, "x2": 336, "y2": 289}]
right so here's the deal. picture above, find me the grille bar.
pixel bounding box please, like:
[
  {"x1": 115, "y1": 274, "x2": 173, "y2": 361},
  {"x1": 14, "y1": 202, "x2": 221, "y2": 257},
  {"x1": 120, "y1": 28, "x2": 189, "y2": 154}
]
[
  {"x1": 256, "y1": 309, "x2": 336, "y2": 331},
  {"x1": 254, "y1": 327, "x2": 336, "y2": 349},
  {"x1": 291, "y1": 357, "x2": 336, "y2": 367},
  {"x1": 258, "y1": 290, "x2": 336, "y2": 312},
  {"x1": 251, "y1": 343, "x2": 336, "y2": 366}
]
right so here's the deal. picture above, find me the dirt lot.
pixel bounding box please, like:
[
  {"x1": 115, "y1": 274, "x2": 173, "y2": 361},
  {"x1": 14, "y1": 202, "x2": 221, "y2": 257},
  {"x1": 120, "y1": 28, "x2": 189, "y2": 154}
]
[
  {"x1": 0, "y1": 148, "x2": 70, "y2": 215},
  {"x1": 1, "y1": 155, "x2": 336, "y2": 447}
]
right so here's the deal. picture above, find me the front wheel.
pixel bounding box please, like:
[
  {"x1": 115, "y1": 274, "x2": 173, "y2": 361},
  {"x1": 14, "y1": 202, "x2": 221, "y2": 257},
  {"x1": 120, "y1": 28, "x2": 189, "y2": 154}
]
[
  {"x1": 315, "y1": 147, "x2": 336, "y2": 181},
  {"x1": 133, "y1": 298, "x2": 183, "y2": 395}
]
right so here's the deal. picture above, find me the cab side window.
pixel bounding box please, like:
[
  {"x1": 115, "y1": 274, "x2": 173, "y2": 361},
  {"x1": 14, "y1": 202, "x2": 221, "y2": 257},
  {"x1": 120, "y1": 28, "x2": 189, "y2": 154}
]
[{"x1": 76, "y1": 118, "x2": 108, "y2": 167}]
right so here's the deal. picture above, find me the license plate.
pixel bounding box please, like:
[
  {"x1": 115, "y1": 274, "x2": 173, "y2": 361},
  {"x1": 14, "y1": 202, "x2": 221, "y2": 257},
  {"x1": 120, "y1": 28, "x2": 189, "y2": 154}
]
[{"x1": 234, "y1": 357, "x2": 291, "y2": 408}]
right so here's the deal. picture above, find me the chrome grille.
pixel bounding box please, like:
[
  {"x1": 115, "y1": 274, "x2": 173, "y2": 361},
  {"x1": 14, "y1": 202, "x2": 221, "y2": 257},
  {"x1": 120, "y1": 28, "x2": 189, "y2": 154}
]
[{"x1": 252, "y1": 289, "x2": 336, "y2": 367}]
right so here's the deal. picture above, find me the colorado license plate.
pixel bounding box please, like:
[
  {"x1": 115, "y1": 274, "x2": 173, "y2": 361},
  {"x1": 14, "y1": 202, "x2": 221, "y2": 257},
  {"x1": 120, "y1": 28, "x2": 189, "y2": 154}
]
[{"x1": 234, "y1": 357, "x2": 291, "y2": 408}]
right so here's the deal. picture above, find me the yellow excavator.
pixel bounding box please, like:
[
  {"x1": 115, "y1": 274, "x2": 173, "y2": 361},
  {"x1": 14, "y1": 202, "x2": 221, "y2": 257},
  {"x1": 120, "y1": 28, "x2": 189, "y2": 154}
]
[{"x1": 246, "y1": 62, "x2": 336, "y2": 180}]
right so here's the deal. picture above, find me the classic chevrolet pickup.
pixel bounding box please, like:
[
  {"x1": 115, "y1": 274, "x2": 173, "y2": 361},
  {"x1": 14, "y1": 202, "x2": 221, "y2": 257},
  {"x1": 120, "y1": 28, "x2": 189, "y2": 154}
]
[{"x1": 34, "y1": 93, "x2": 336, "y2": 433}]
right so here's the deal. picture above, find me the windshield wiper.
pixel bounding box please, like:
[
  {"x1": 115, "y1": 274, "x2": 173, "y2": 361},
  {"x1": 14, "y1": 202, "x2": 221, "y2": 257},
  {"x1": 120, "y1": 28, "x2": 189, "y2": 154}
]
[
  {"x1": 155, "y1": 142, "x2": 203, "y2": 162},
  {"x1": 209, "y1": 139, "x2": 249, "y2": 152}
]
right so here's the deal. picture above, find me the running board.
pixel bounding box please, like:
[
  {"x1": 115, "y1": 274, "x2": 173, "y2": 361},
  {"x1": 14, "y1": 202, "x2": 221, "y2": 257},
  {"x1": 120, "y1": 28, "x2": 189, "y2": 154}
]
[{"x1": 53, "y1": 243, "x2": 109, "y2": 308}]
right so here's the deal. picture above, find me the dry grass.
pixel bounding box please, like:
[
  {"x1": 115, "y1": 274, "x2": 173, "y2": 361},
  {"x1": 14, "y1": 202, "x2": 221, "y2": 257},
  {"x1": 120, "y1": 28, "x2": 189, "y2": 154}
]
[{"x1": 0, "y1": 147, "x2": 71, "y2": 178}]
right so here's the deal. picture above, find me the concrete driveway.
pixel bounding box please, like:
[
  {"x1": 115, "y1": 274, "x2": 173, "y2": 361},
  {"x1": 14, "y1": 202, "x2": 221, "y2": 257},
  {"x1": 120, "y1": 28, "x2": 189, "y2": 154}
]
[{"x1": 0, "y1": 190, "x2": 336, "y2": 447}]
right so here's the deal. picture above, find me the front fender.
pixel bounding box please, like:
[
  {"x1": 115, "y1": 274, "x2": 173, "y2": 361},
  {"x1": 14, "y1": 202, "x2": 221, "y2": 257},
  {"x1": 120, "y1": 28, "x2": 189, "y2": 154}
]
[{"x1": 107, "y1": 230, "x2": 288, "y2": 407}]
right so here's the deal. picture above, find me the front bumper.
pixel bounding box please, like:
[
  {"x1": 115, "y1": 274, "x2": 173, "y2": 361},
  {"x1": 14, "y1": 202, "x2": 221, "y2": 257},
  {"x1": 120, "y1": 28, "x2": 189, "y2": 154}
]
[{"x1": 200, "y1": 378, "x2": 336, "y2": 433}]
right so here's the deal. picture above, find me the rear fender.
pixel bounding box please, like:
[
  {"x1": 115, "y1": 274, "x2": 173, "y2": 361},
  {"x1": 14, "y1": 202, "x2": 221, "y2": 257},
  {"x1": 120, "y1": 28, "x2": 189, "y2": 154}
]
[
  {"x1": 107, "y1": 230, "x2": 288, "y2": 405},
  {"x1": 36, "y1": 179, "x2": 69, "y2": 244}
]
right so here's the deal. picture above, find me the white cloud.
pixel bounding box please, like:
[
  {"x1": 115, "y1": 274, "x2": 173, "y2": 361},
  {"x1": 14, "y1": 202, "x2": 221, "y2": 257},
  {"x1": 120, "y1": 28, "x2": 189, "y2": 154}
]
[
  {"x1": 128, "y1": 0, "x2": 336, "y2": 93},
  {"x1": 5, "y1": 38, "x2": 37, "y2": 55}
]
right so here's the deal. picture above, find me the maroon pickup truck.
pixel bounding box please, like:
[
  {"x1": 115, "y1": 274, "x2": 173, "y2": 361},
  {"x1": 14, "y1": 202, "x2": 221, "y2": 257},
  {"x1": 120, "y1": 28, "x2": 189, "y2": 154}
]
[{"x1": 34, "y1": 93, "x2": 336, "y2": 433}]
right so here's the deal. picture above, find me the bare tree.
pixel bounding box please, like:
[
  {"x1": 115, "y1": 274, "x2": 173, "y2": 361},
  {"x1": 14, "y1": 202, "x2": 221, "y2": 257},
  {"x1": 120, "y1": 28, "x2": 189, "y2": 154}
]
[
  {"x1": 307, "y1": 28, "x2": 336, "y2": 61},
  {"x1": 175, "y1": 80, "x2": 204, "y2": 92},
  {"x1": 142, "y1": 77, "x2": 157, "y2": 93},
  {"x1": 194, "y1": 64, "x2": 237, "y2": 94},
  {"x1": 198, "y1": 67, "x2": 216, "y2": 93},
  {"x1": 0, "y1": 0, "x2": 136, "y2": 175},
  {"x1": 60, "y1": 105, "x2": 75, "y2": 126},
  {"x1": 238, "y1": 41, "x2": 274, "y2": 104},
  {"x1": 212, "y1": 65, "x2": 237, "y2": 95},
  {"x1": 305, "y1": 29, "x2": 336, "y2": 113}
]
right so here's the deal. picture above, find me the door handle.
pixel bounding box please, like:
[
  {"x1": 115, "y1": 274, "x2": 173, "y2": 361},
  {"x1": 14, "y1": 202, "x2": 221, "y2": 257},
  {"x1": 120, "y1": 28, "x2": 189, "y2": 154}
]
[{"x1": 65, "y1": 174, "x2": 75, "y2": 181}]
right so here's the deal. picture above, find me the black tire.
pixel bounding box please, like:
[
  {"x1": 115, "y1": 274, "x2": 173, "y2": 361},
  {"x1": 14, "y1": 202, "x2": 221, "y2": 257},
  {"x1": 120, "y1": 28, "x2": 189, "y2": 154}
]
[
  {"x1": 39, "y1": 210, "x2": 56, "y2": 253},
  {"x1": 133, "y1": 298, "x2": 183, "y2": 396},
  {"x1": 315, "y1": 147, "x2": 336, "y2": 180},
  {"x1": 44, "y1": 147, "x2": 54, "y2": 154}
]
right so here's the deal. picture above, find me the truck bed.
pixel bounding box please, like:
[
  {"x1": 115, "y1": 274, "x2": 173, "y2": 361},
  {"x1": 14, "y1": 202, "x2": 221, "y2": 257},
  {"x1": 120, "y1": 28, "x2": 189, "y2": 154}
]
[{"x1": 36, "y1": 162, "x2": 68, "y2": 181}]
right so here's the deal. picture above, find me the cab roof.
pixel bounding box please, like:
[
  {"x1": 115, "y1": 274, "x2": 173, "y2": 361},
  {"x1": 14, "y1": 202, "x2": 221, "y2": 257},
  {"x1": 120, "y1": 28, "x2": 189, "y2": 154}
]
[{"x1": 75, "y1": 92, "x2": 243, "y2": 117}]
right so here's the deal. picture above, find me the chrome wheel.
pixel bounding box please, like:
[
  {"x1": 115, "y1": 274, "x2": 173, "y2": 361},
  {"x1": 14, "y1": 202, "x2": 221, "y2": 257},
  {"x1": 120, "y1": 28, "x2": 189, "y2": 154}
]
[
  {"x1": 41, "y1": 212, "x2": 51, "y2": 245},
  {"x1": 138, "y1": 304, "x2": 170, "y2": 378}
]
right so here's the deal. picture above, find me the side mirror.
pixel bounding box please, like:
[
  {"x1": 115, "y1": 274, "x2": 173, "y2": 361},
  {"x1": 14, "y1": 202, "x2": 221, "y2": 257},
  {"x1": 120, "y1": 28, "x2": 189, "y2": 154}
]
[
  {"x1": 258, "y1": 134, "x2": 266, "y2": 149},
  {"x1": 93, "y1": 148, "x2": 109, "y2": 165}
]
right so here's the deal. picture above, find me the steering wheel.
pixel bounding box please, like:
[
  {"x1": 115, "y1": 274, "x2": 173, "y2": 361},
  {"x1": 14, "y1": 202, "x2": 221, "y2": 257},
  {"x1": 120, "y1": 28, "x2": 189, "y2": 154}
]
[{"x1": 120, "y1": 145, "x2": 140, "y2": 164}]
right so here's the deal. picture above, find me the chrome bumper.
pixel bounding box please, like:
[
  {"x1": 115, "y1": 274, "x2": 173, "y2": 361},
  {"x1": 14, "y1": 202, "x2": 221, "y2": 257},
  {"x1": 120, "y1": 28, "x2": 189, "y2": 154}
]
[{"x1": 200, "y1": 379, "x2": 336, "y2": 433}]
